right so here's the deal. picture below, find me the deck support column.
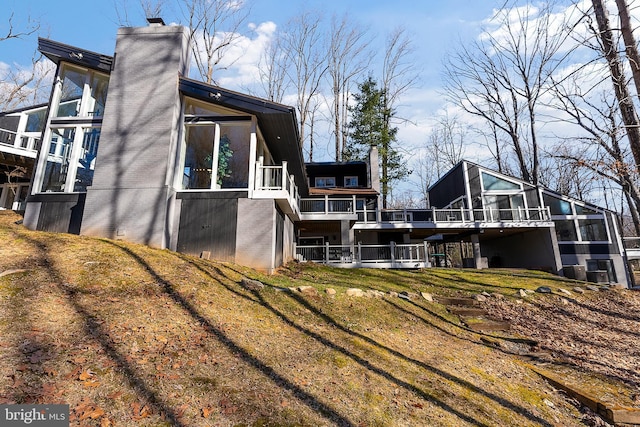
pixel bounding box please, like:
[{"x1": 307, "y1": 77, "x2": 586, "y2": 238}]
[{"x1": 471, "y1": 234, "x2": 483, "y2": 269}]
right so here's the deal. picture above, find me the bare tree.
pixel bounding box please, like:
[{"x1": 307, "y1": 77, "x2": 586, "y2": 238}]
[
  {"x1": 0, "y1": 13, "x2": 51, "y2": 110},
  {"x1": 256, "y1": 33, "x2": 288, "y2": 103},
  {"x1": 590, "y1": 0, "x2": 640, "y2": 171},
  {"x1": 444, "y1": 1, "x2": 579, "y2": 185},
  {"x1": 279, "y1": 11, "x2": 329, "y2": 160},
  {"x1": 326, "y1": 14, "x2": 371, "y2": 161},
  {"x1": 614, "y1": 0, "x2": 640, "y2": 102},
  {"x1": 182, "y1": 0, "x2": 250, "y2": 85}
]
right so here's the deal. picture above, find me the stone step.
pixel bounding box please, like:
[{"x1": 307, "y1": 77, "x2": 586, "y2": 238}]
[
  {"x1": 435, "y1": 296, "x2": 477, "y2": 307},
  {"x1": 464, "y1": 320, "x2": 511, "y2": 331},
  {"x1": 448, "y1": 307, "x2": 487, "y2": 316}
]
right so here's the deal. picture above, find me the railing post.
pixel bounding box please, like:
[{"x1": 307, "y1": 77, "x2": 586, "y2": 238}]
[
  {"x1": 293, "y1": 242, "x2": 297, "y2": 260},
  {"x1": 390, "y1": 241, "x2": 396, "y2": 264},
  {"x1": 325, "y1": 241, "x2": 330, "y2": 264},
  {"x1": 357, "y1": 242, "x2": 362, "y2": 263},
  {"x1": 461, "y1": 207, "x2": 465, "y2": 223},
  {"x1": 432, "y1": 207, "x2": 437, "y2": 223},
  {"x1": 281, "y1": 161, "x2": 288, "y2": 190},
  {"x1": 255, "y1": 160, "x2": 262, "y2": 190},
  {"x1": 423, "y1": 241, "x2": 429, "y2": 266}
]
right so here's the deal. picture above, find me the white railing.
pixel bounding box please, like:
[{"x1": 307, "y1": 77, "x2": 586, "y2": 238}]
[
  {"x1": 298, "y1": 199, "x2": 551, "y2": 224},
  {"x1": 295, "y1": 242, "x2": 429, "y2": 267},
  {"x1": 299, "y1": 195, "x2": 356, "y2": 215},
  {"x1": 254, "y1": 160, "x2": 300, "y2": 213},
  {"x1": 0, "y1": 128, "x2": 40, "y2": 152}
]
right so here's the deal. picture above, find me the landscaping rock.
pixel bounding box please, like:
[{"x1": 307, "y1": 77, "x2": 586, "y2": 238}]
[
  {"x1": 518, "y1": 289, "x2": 528, "y2": 298},
  {"x1": 298, "y1": 286, "x2": 319, "y2": 296},
  {"x1": 558, "y1": 288, "x2": 572, "y2": 297},
  {"x1": 586, "y1": 285, "x2": 600, "y2": 291},
  {"x1": 481, "y1": 291, "x2": 491, "y2": 298},
  {"x1": 325, "y1": 288, "x2": 337, "y2": 296},
  {"x1": 474, "y1": 294, "x2": 487, "y2": 302},
  {"x1": 240, "y1": 278, "x2": 264, "y2": 291},
  {"x1": 365, "y1": 290, "x2": 385, "y2": 298},
  {"x1": 536, "y1": 286, "x2": 552, "y2": 294},
  {"x1": 421, "y1": 292, "x2": 433, "y2": 302},
  {"x1": 560, "y1": 298, "x2": 569, "y2": 305},
  {"x1": 346, "y1": 288, "x2": 364, "y2": 297},
  {"x1": 388, "y1": 291, "x2": 399, "y2": 297},
  {"x1": 399, "y1": 291, "x2": 417, "y2": 300},
  {"x1": 573, "y1": 287, "x2": 585, "y2": 294},
  {"x1": 491, "y1": 293, "x2": 505, "y2": 299}
]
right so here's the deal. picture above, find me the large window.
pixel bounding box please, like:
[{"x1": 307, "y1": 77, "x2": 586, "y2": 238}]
[
  {"x1": 555, "y1": 220, "x2": 578, "y2": 241},
  {"x1": 579, "y1": 219, "x2": 607, "y2": 241},
  {"x1": 40, "y1": 127, "x2": 101, "y2": 193},
  {"x1": 481, "y1": 172, "x2": 520, "y2": 191},
  {"x1": 53, "y1": 65, "x2": 109, "y2": 118},
  {"x1": 35, "y1": 64, "x2": 107, "y2": 194},
  {"x1": 543, "y1": 193, "x2": 572, "y2": 215},
  {"x1": 182, "y1": 122, "x2": 251, "y2": 190}
]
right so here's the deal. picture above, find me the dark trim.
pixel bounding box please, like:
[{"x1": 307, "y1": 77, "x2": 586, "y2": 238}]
[
  {"x1": 38, "y1": 38, "x2": 113, "y2": 73},
  {"x1": 176, "y1": 191, "x2": 249, "y2": 200},
  {"x1": 49, "y1": 118, "x2": 103, "y2": 126},
  {"x1": 184, "y1": 115, "x2": 252, "y2": 123},
  {"x1": 28, "y1": 192, "x2": 85, "y2": 203}
]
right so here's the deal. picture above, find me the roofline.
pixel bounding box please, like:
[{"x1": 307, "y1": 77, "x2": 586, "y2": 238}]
[
  {"x1": 429, "y1": 159, "x2": 616, "y2": 214},
  {"x1": 0, "y1": 102, "x2": 50, "y2": 116},
  {"x1": 38, "y1": 38, "x2": 113, "y2": 73},
  {"x1": 179, "y1": 77, "x2": 296, "y2": 116}
]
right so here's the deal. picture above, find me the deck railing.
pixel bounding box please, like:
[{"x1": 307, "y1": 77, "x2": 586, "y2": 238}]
[
  {"x1": 298, "y1": 199, "x2": 551, "y2": 224},
  {"x1": 295, "y1": 242, "x2": 429, "y2": 267},
  {"x1": 254, "y1": 160, "x2": 300, "y2": 214},
  {"x1": 0, "y1": 127, "x2": 40, "y2": 152}
]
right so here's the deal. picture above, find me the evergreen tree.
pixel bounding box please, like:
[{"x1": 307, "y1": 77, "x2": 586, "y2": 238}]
[{"x1": 346, "y1": 76, "x2": 410, "y2": 208}]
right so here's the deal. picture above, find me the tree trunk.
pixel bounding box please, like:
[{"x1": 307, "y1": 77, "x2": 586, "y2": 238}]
[
  {"x1": 614, "y1": 0, "x2": 640, "y2": 101},
  {"x1": 592, "y1": 0, "x2": 640, "y2": 171}
]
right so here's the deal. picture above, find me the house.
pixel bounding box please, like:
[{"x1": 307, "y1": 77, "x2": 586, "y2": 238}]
[{"x1": 0, "y1": 21, "x2": 631, "y2": 286}]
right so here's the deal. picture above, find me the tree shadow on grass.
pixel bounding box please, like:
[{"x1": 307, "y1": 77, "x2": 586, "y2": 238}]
[
  {"x1": 105, "y1": 241, "x2": 356, "y2": 427},
  {"x1": 14, "y1": 234, "x2": 187, "y2": 426},
  {"x1": 203, "y1": 262, "x2": 555, "y2": 427}
]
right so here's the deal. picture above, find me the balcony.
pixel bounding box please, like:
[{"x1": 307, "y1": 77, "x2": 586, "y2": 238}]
[
  {"x1": 252, "y1": 160, "x2": 300, "y2": 218},
  {"x1": 295, "y1": 242, "x2": 430, "y2": 269},
  {"x1": 0, "y1": 127, "x2": 40, "y2": 158},
  {"x1": 298, "y1": 197, "x2": 551, "y2": 227}
]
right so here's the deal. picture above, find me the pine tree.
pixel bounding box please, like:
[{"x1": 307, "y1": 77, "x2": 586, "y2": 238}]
[{"x1": 345, "y1": 76, "x2": 409, "y2": 208}]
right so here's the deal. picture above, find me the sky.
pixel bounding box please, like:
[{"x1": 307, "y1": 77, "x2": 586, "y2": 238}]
[{"x1": 0, "y1": 0, "x2": 525, "y2": 198}]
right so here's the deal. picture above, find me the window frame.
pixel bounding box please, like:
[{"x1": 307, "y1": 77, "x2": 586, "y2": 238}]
[{"x1": 315, "y1": 177, "x2": 336, "y2": 188}]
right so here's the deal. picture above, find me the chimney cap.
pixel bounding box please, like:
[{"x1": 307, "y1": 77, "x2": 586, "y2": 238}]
[{"x1": 146, "y1": 17, "x2": 166, "y2": 26}]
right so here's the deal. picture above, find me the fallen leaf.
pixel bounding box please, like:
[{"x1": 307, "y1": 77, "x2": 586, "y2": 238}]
[
  {"x1": 202, "y1": 406, "x2": 214, "y2": 418},
  {"x1": 83, "y1": 380, "x2": 100, "y2": 388},
  {"x1": 79, "y1": 370, "x2": 95, "y2": 381},
  {"x1": 100, "y1": 417, "x2": 112, "y2": 427},
  {"x1": 107, "y1": 391, "x2": 123, "y2": 400}
]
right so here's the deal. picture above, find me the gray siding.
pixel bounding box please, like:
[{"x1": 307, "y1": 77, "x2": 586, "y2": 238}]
[
  {"x1": 235, "y1": 199, "x2": 276, "y2": 272},
  {"x1": 428, "y1": 163, "x2": 465, "y2": 208},
  {"x1": 28, "y1": 193, "x2": 85, "y2": 234},
  {"x1": 81, "y1": 25, "x2": 190, "y2": 248}
]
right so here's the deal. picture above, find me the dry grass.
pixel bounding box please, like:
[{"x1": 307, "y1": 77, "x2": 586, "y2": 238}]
[{"x1": 0, "y1": 210, "x2": 618, "y2": 426}]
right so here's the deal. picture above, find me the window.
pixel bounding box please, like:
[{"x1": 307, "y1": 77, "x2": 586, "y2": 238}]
[
  {"x1": 40, "y1": 127, "x2": 101, "y2": 193},
  {"x1": 315, "y1": 177, "x2": 336, "y2": 188},
  {"x1": 53, "y1": 65, "x2": 109, "y2": 118},
  {"x1": 481, "y1": 172, "x2": 520, "y2": 191},
  {"x1": 25, "y1": 108, "x2": 47, "y2": 133},
  {"x1": 182, "y1": 122, "x2": 251, "y2": 190},
  {"x1": 42, "y1": 128, "x2": 76, "y2": 192},
  {"x1": 578, "y1": 219, "x2": 608, "y2": 241},
  {"x1": 555, "y1": 220, "x2": 578, "y2": 241},
  {"x1": 543, "y1": 193, "x2": 572, "y2": 215},
  {"x1": 344, "y1": 176, "x2": 358, "y2": 187},
  {"x1": 575, "y1": 204, "x2": 598, "y2": 215}
]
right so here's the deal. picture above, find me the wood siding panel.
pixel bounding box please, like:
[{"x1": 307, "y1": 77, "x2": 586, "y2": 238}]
[{"x1": 177, "y1": 198, "x2": 237, "y2": 261}]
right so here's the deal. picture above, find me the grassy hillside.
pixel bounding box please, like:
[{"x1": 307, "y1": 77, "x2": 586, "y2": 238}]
[{"x1": 0, "y1": 210, "x2": 635, "y2": 426}]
